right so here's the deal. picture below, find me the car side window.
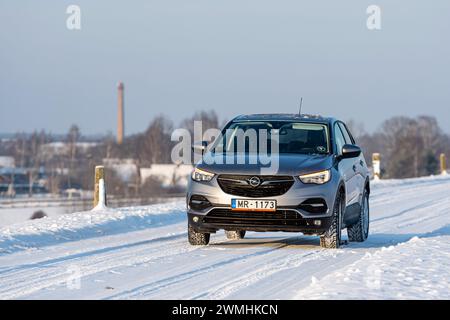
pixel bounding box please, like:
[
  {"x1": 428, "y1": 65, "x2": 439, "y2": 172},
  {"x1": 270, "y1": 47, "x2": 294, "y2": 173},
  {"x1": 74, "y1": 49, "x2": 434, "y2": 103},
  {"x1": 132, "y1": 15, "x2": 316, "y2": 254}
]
[
  {"x1": 338, "y1": 122, "x2": 353, "y2": 145},
  {"x1": 334, "y1": 124, "x2": 346, "y2": 155},
  {"x1": 343, "y1": 123, "x2": 356, "y2": 144}
]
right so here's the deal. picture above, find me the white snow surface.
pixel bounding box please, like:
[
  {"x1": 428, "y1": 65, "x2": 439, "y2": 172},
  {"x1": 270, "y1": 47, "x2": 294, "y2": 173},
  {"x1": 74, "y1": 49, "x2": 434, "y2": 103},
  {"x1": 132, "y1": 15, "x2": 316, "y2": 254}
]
[{"x1": 0, "y1": 175, "x2": 449, "y2": 299}]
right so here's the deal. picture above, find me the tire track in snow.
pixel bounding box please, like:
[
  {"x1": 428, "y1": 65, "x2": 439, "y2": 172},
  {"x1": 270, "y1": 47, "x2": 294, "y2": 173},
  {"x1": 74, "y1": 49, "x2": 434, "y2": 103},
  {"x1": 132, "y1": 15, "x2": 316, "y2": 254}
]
[
  {"x1": 0, "y1": 232, "x2": 186, "y2": 277},
  {"x1": 0, "y1": 231, "x2": 194, "y2": 299},
  {"x1": 105, "y1": 236, "x2": 310, "y2": 299},
  {"x1": 190, "y1": 249, "x2": 329, "y2": 299}
]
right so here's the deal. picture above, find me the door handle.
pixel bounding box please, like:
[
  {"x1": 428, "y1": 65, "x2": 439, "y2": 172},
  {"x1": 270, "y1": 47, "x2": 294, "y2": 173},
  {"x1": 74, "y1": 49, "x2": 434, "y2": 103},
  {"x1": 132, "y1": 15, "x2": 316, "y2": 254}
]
[
  {"x1": 360, "y1": 160, "x2": 364, "y2": 167},
  {"x1": 352, "y1": 165, "x2": 357, "y2": 172}
]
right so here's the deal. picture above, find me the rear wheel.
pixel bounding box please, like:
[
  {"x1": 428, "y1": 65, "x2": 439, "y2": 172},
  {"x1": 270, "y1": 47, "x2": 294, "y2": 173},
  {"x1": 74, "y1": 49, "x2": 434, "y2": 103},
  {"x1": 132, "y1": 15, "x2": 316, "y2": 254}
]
[
  {"x1": 347, "y1": 190, "x2": 369, "y2": 242},
  {"x1": 188, "y1": 223, "x2": 210, "y2": 245},
  {"x1": 225, "y1": 230, "x2": 246, "y2": 240},
  {"x1": 320, "y1": 192, "x2": 343, "y2": 249}
]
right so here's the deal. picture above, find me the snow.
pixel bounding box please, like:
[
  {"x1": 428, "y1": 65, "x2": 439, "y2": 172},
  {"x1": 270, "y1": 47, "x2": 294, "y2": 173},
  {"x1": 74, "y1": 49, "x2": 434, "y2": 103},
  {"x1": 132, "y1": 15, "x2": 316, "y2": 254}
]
[
  {"x1": 0, "y1": 175, "x2": 449, "y2": 299},
  {"x1": 92, "y1": 179, "x2": 107, "y2": 211},
  {"x1": 0, "y1": 193, "x2": 94, "y2": 227},
  {"x1": 0, "y1": 156, "x2": 15, "y2": 168},
  {"x1": 0, "y1": 207, "x2": 71, "y2": 228},
  {"x1": 0, "y1": 200, "x2": 185, "y2": 256},
  {"x1": 40, "y1": 142, "x2": 98, "y2": 155},
  {"x1": 103, "y1": 158, "x2": 138, "y2": 182},
  {"x1": 294, "y1": 235, "x2": 450, "y2": 299},
  {"x1": 100, "y1": 160, "x2": 193, "y2": 185},
  {"x1": 140, "y1": 164, "x2": 193, "y2": 187}
]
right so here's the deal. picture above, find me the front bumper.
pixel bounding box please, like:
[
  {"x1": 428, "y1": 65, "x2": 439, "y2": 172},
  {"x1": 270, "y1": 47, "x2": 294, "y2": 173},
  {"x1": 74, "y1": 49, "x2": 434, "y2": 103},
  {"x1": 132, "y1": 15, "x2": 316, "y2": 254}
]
[
  {"x1": 187, "y1": 173, "x2": 340, "y2": 234},
  {"x1": 188, "y1": 210, "x2": 332, "y2": 234}
]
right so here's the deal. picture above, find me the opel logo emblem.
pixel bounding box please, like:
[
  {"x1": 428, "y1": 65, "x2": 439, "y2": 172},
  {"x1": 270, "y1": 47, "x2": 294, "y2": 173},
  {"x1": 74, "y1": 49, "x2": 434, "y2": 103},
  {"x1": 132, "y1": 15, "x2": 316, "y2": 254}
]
[{"x1": 249, "y1": 176, "x2": 261, "y2": 187}]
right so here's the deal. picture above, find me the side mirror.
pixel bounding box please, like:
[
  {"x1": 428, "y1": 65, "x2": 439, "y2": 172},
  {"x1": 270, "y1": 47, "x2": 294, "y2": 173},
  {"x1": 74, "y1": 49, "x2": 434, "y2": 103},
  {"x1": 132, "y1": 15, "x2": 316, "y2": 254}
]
[
  {"x1": 192, "y1": 141, "x2": 208, "y2": 155},
  {"x1": 341, "y1": 144, "x2": 361, "y2": 159}
]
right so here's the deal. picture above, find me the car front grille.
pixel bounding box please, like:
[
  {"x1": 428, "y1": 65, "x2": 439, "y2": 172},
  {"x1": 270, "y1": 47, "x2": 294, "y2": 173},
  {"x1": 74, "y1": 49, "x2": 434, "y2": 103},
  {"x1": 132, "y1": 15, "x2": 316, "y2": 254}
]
[
  {"x1": 217, "y1": 175, "x2": 294, "y2": 198},
  {"x1": 203, "y1": 208, "x2": 307, "y2": 227}
]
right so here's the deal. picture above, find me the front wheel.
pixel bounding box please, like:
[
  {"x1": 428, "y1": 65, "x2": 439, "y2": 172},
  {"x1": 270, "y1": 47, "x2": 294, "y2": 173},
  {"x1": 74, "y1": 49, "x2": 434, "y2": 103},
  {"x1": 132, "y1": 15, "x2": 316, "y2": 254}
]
[
  {"x1": 188, "y1": 223, "x2": 210, "y2": 245},
  {"x1": 320, "y1": 192, "x2": 343, "y2": 249},
  {"x1": 225, "y1": 230, "x2": 246, "y2": 240},
  {"x1": 347, "y1": 190, "x2": 369, "y2": 242}
]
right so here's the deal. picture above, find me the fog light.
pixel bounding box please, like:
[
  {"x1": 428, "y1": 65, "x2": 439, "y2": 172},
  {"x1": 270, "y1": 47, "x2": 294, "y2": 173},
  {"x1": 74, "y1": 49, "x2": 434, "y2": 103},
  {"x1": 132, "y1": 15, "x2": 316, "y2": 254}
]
[
  {"x1": 313, "y1": 220, "x2": 321, "y2": 226},
  {"x1": 189, "y1": 195, "x2": 212, "y2": 210},
  {"x1": 193, "y1": 216, "x2": 199, "y2": 223}
]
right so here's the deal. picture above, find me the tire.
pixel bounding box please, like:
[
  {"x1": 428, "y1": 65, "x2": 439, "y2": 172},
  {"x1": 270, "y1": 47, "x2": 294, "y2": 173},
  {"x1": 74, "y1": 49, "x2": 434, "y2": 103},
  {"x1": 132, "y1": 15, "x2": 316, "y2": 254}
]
[
  {"x1": 225, "y1": 230, "x2": 246, "y2": 240},
  {"x1": 347, "y1": 190, "x2": 369, "y2": 242},
  {"x1": 320, "y1": 191, "x2": 343, "y2": 249},
  {"x1": 188, "y1": 223, "x2": 210, "y2": 245}
]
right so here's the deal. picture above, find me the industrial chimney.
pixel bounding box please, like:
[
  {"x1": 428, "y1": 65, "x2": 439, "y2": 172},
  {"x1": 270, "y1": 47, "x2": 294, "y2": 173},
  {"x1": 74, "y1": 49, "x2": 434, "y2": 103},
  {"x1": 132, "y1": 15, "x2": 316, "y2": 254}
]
[{"x1": 117, "y1": 82, "x2": 124, "y2": 145}]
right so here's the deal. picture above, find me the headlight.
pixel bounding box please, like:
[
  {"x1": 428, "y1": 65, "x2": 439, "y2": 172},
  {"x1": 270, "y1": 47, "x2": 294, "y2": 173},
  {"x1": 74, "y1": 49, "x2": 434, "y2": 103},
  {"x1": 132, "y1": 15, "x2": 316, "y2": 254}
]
[
  {"x1": 299, "y1": 170, "x2": 331, "y2": 184},
  {"x1": 191, "y1": 167, "x2": 215, "y2": 182}
]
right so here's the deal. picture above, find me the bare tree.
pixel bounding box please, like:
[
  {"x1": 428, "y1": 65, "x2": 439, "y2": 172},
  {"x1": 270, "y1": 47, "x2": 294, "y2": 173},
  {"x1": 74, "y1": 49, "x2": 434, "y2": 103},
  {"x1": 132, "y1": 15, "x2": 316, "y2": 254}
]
[
  {"x1": 140, "y1": 115, "x2": 174, "y2": 165},
  {"x1": 67, "y1": 125, "x2": 80, "y2": 189},
  {"x1": 180, "y1": 110, "x2": 219, "y2": 137},
  {"x1": 375, "y1": 116, "x2": 443, "y2": 178},
  {"x1": 346, "y1": 119, "x2": 367, "y2": 140}
]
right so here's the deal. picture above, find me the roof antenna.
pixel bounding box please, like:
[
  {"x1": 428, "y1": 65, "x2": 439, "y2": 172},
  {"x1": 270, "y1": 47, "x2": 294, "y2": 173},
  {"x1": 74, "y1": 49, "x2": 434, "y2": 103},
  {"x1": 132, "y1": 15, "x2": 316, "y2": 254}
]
[{"x1": 298, "y1": 97, "x2": 303, "y2": 115}]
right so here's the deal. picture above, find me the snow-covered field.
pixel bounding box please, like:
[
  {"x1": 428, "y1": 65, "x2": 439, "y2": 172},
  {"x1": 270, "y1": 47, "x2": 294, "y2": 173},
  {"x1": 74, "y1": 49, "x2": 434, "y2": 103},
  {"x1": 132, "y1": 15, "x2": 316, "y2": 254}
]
[
  {"x1": 0, "y1": 206, "x2": 84, "y2": 228},
  {"x1": 0, "y1": 175, "x2": 449, "y2": 299}
]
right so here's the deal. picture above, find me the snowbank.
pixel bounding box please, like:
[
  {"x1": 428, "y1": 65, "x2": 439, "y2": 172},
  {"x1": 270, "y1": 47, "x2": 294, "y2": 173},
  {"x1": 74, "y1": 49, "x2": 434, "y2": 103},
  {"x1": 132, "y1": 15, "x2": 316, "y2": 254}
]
[
  {"x1": 0, "y1": 200, "x2": 186, "y2": 255},
  {"x1": 294, "y1": 234, "x2": 450, "y2": 299},
  {"x1": 370, "y1": 174, "x2": 450, "y2": 188}
]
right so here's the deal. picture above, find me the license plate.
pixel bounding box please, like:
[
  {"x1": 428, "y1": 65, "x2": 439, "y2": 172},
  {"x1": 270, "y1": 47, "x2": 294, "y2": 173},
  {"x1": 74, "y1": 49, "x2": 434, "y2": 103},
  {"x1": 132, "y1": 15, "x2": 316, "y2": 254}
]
[{"x1": 231, "y1": 199, "x2": 277, "y2": 212}]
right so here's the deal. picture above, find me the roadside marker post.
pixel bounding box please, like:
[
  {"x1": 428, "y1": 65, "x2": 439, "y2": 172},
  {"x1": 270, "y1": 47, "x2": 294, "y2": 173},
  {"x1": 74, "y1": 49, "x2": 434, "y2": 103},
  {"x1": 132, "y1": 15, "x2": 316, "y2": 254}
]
[
  {"x1": 372, "y1": 153, "x2": 381, "y2": 180},
  {"x1": 441, "y1": 153, "x2": 447, "y2": 176},
  {"x1": 93, "y1": 165, "x2": 107, "y2": 209}
]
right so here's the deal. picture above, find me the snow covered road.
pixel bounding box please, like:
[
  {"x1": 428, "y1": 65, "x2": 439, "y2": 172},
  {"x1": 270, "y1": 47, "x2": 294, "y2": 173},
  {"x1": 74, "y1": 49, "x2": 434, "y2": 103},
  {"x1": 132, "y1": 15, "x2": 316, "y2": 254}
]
[{"x1": 0, "y1": 176, "x2": 449, "y2": 299}]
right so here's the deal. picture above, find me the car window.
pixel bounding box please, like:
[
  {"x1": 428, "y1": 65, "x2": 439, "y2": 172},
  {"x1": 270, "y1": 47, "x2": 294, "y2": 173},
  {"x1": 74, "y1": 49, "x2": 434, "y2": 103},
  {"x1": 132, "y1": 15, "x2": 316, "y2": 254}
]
[
  {"x1": 334, "y1": 124, "x2": 346, "y2": 155},
  {"x1": 344, "y1": 124, "x2": 356, "y2": 144},
  {"x1": 338, "y1": 122, "x2": 353, "y2": 145},
  {"x1": 212, "y1": 121, "x2": 330, "y2": 155}
]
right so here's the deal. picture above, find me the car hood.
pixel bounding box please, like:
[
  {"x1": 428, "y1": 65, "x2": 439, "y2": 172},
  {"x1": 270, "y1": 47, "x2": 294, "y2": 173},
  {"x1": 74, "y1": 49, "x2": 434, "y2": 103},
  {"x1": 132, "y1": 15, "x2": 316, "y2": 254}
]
[{"x1": 197, "y1": 153, "x2": 334, "y2": 176}]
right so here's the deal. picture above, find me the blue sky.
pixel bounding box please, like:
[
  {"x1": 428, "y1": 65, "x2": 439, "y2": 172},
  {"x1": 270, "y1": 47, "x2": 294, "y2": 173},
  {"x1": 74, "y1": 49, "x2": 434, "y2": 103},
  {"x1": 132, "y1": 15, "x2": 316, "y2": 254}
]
[{"x1": 1, "y1": 1, "x2": 449, "y2": 135}]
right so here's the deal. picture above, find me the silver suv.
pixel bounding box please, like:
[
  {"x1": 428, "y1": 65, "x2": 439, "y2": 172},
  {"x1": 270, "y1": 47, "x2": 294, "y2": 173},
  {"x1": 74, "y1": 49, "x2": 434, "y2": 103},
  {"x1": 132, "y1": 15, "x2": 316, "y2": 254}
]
[{"x1": 187, "y1": 114, "x2": 370, "y2": 248}]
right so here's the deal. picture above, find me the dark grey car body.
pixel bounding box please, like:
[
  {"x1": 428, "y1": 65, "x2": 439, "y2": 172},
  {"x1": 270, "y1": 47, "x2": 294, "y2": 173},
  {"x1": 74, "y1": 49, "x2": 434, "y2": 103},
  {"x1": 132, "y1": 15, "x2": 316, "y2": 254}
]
[{"x1": 187, "y1": 114, "x2": 370, "y2": 237}]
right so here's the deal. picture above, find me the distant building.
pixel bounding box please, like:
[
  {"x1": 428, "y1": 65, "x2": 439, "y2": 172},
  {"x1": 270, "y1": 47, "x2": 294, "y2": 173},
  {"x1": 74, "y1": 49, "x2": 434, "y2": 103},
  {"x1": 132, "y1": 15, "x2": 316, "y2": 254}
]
[
  {"x1": 140, "y1": 164, "x2": 193, "y2": 187},
  {"x1": 102, "y1": 159, "x2": 192, "y2": 188},
  {"x1": 40, "y1": 142, "x2": 98, "y2": 156},
  {"x1": 103, "y1": 158, "x2": 138, "y2": 183},
  {"x1": 0, "y1": 167, "x2": 47, "y2": 196},
  {"x1": 0, "y1": 156, "x2": 15, "y2": 168}
]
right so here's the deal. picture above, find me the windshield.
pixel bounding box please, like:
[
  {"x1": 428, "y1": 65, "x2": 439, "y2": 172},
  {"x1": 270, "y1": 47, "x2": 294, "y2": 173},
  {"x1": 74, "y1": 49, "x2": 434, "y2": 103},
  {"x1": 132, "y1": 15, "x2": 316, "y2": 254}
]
[{"x1": 211, "y1": 121, "x2": 330, "y2": 155}]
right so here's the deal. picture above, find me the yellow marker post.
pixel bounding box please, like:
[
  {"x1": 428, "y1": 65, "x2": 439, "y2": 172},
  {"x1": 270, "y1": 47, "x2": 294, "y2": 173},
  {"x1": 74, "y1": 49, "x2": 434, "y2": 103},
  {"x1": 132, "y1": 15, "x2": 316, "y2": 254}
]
[
  {"x1": 93, "y1": 165, "x2": 107, "y2": 207},
  {"x1": 372, "y1": 153, "x2": 381, "y2": 180},
  {"x1": 441, "y1": 154, "x2": 447, "y2": 176}
]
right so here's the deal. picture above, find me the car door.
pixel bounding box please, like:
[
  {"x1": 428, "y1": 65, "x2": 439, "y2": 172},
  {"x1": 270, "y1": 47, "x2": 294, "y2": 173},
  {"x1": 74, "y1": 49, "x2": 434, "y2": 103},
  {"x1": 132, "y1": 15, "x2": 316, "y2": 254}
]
[
  {"x1": 334, "y1": 123, "x2": 358, "y2": 207},
  {"x1": 338, "y1": 122, "x2": 367, "y2": 203}
]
